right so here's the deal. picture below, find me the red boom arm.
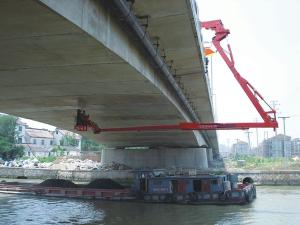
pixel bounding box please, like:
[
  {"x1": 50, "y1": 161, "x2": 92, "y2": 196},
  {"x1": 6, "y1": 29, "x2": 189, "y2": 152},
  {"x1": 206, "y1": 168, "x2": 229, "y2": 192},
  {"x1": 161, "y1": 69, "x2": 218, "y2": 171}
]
[
  {"x1": 74, "y1": 20, "x2": 278, "y2": 134},
  {"x1": 201, "y1": 20, "x2": 277, "y2": 129}
]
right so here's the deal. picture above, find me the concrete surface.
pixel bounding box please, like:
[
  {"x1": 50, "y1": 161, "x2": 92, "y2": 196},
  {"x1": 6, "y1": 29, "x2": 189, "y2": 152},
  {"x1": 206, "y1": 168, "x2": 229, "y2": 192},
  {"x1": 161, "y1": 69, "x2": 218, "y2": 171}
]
[
  {"x1": 2, "y1": 167, "x2": 300, "y2": 185},
  {"x1": 101, "y1": 147, "x2": 208, "y2": 169},
  {"x1": 207, "y1": 148, "x2": 213, "y2": 163},
  {"x1": 0, "y1": 0, "x2": 217, "y2": 156},
  {"x1": 0, "y1": 167, "x2": 133, "y2": 181},
  {"x1": 234, "y1": 171, "x2": 300, "y2": 185}
]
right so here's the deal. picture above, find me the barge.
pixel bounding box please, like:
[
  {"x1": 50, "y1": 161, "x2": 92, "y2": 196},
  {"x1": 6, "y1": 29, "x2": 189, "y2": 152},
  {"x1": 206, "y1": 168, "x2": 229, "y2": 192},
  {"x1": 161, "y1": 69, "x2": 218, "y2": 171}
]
[
  {"x1": 134, "y1": 170, "x2": 256, "y2": 205},
  {"x1": 0, "y1": 179, "x2": 134, "y2": 201},
  {"x1": 0, "y1": 170, "x2": 256, "y2": 205}
]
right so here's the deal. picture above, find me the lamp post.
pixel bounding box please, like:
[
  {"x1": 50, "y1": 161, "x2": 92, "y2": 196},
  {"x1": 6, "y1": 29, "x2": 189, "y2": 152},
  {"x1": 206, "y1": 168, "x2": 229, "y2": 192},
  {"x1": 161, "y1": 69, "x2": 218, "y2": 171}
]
[
  {"x1": 245, "y1": 131, "x2": 252, "y2": 155},
  {"x1": 271, "y1": 100, "x2": 280, "y2": 135},
  {"x1": 278, "y1": 116, "x2": 290, "y2": 168}
]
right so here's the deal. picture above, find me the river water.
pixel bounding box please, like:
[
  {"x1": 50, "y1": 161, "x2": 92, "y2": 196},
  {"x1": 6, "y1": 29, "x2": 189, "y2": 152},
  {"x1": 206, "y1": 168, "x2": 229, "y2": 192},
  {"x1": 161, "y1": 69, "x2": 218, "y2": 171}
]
[{"x1": 0, "y1": 186, "x2": 299, "y2": 225}]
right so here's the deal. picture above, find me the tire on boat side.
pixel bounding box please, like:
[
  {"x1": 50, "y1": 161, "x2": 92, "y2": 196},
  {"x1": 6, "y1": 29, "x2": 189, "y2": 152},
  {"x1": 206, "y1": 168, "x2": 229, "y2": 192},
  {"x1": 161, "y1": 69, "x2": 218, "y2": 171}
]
[
  {"x1": 245, "y1": 189, "x2": 254, "y2": 203},
  {"x1": 243, "y1": 177, "x2": 254, "y2": 184},
  {"x1": 253, "y1": 186, "x2": 257, "y2": 198}
]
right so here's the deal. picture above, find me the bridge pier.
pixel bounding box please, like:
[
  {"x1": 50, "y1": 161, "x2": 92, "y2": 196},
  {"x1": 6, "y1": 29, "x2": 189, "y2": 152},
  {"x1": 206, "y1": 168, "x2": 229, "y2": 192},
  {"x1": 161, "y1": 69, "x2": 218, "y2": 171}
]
[
  {"x1": 101, "y1": 147, "x2": 208, "y2": 169},
  {"x1": 206, "y1": 148, "x2": 213, "y2": 167},
  {"x1": 206, "y1": 148, "x2": 213, "y2": 162}
]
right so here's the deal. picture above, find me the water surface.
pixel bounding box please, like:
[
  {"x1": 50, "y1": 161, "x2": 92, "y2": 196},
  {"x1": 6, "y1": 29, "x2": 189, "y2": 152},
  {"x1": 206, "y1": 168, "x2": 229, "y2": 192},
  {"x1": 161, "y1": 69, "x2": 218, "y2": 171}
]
[{"x1": 0, "y1": 186, "x2": 299, "y2": 225}]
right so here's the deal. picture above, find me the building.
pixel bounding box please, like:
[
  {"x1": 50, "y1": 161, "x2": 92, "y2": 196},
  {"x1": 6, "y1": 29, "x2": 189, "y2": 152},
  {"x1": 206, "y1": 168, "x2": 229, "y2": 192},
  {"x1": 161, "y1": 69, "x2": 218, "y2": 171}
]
[
  {"x1": 22, "y1": 128, "x2": 54, "y2": 157},
  {"x1": 16, "y1": 119, "x2": 82, "y2": 158},
  {"x1": 21, "y1": 144, "x2": 52, "y2": 158},
  {"x1": 25, "y1": 128, "x2": 54, "y2": 147},
  {"x1": 262, "y1": 134, "x2": 291, "y2": 158},
  {"x1": 291, "y1": 138, "x2": 300, "y2": 157},
  {"x1": 231, "y1": 140, "x2": 251, "y2": 156},
  {"x1": 15, "y1": 118, "x2": 27, "y2": 144},
  {"x1": 53, "y1": 129, "x2": 81, "y2": 150},
  {"x1": 219, "y1": 144, "x2": 230, "y2": 158}
]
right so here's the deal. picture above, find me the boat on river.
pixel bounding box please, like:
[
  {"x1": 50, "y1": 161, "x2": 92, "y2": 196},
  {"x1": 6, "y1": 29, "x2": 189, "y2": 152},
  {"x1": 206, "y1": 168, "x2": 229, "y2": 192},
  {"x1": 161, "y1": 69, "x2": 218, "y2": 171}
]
[
  {"x1": 133, "y1": 170, "x2": 256, "y2": 205},
  {"x1": 0, "y1": 170, "x2": 256, "y2": 205}
]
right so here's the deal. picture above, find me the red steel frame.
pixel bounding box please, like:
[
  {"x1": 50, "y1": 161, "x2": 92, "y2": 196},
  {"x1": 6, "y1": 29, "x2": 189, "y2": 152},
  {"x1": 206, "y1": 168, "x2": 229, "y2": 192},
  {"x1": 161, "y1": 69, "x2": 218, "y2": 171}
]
[{"x1": 74, "y1": 20, "x2": 278, "y2": 134}]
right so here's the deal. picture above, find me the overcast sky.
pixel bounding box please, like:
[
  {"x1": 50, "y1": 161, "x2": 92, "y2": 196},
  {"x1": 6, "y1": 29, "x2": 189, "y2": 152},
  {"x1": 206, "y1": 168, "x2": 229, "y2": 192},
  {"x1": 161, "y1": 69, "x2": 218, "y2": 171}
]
[
  {"x1": 197, "y1": 0, "x2": 300, "y2": 148},
  {"x1": 20, "y1": 0, "x2": 300, "y2": 149}
]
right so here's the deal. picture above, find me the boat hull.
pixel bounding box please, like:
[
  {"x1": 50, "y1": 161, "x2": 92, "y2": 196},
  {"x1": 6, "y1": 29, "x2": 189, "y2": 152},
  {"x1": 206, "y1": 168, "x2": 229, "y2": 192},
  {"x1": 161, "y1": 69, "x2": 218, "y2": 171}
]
[{"x1": 0, "y1": 183, "x2": 255, "y2": 205}]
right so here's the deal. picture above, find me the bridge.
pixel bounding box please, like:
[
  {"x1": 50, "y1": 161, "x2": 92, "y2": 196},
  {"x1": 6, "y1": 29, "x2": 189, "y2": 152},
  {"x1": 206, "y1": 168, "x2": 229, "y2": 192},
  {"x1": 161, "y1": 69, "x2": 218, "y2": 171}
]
[{"x1": 0, "y1": 0, "x2": 218, "y2": 169}]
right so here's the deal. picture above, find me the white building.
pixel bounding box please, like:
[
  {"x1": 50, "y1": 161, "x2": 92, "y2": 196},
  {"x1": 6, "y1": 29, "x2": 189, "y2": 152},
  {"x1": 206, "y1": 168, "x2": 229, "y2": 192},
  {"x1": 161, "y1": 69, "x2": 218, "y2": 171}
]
[
  {"x1": 291, "y1": 138, "x2": 300, "y2": 157},
  {"x1": 262, "y1": 134, "x2": 291, "y2": 158},
  {"x1": 231, "y1": 140, "x2": 251, "y2": 156},
  {"x1": 22, "y1": 128, "x2": 54, "y2": 157},
  {"x1": 16, "y1": 119, "x2": 27, "y2": 144},
  {"x1": 21, "y1": 144, "x2": 52, "y2": 158},
  {"x1": 53, "y1": 129, "x2": 81, "y2": 150},
  {"x1": 15, "y1": 119, "x2": 82, "y2": 158},
  {"x1": 25, "y1": 128, "x2": 54, "y2": 147}
]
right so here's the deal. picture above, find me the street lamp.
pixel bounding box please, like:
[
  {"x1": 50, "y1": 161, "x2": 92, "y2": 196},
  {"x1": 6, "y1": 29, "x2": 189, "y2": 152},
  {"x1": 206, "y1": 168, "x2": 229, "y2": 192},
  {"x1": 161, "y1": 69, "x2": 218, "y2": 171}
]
[{"x1": 278, "y1": 116, "x2": 290, "y2": 168}]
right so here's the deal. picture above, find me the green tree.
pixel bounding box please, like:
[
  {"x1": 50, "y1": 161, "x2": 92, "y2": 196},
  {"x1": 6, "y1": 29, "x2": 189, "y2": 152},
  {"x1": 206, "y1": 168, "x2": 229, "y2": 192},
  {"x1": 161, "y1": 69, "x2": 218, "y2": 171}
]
[
  {"x1": 51, "y1": 145, "x2": 66, "y2": 156},
  {"x1": 0, "y1": 115, "x2": 24, "y2": 160},
  {"x1": 0, "y1": 115, "x2": 17, "y2": 143},
  {"x1": 81, "y1": 137, "x2": 103, "y2": 151},
  {"x1": 60, "y1": 134, "x2": 79, "y2": 147}
]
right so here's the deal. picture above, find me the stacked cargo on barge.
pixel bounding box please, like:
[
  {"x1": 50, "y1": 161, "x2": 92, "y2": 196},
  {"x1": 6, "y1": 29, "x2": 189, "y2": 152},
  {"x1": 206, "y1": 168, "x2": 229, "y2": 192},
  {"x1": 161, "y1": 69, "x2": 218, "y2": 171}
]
[{"x1": 0, "y1": 170, "x2": 256, "y2": 205}]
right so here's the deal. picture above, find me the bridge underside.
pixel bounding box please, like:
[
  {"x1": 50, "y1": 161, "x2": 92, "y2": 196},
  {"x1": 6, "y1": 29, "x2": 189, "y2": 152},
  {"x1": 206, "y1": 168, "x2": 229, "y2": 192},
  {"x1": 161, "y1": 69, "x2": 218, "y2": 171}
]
[
  {"x1": 0, "y1": 0, "x2": 219, "y2": 170},
  {"x1": 0, "y1": 0, "x2": 196, "y2": 148}
]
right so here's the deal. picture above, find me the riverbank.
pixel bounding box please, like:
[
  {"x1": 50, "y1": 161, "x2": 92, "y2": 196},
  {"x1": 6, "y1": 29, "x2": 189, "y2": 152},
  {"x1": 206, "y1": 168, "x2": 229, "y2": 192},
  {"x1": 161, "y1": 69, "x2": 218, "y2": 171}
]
[
  {"x1": 0, "y1": 167, "x2": 132, "y2": 181},
  {"x1": 1, "y1": 167, "x2": 300, "y2": 185},
  {"x1": 232, "y1": 170, "x2": 300, "y2": 185}
]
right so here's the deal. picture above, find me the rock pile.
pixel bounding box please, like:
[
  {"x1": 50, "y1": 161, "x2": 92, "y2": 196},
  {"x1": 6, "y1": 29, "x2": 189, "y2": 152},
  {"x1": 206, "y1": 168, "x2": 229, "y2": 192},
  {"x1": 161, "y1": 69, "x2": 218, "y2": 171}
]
[
  {"x1": 0, "y1": 157, "x2": 132, "y2": 171},
  {"x1": 99, "y1": 162, "x2": 132, "y2": 171},
  {"x1": 45, "y1": 157, "x2": 101, "y2": 171}
]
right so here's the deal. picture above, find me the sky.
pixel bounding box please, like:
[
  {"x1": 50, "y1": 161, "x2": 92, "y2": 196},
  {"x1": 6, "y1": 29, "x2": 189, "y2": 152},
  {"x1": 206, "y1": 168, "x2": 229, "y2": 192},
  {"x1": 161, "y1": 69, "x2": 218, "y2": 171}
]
[
  {"x1": 14, "y1": 0, "x2": 300, "y2": 149},
  {"x1": 197, "y1": 0, "x2": 300, "y2": 148}
]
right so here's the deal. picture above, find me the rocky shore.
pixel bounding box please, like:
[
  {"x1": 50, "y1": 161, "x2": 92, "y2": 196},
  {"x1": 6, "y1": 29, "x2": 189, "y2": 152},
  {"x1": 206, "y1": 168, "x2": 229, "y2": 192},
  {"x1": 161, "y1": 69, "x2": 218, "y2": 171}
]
[{"x1": 0, "y1": 156, "x2": 131, "y2": 171}]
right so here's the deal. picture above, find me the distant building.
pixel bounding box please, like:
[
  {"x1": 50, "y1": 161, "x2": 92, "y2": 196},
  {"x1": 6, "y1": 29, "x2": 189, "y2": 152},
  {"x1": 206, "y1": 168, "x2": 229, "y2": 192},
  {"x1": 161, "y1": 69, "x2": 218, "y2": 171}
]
[
  {"x1": 22, "y1": 128, "x2": 54, "y2": 157},
  {"x1": 231, "y1": 140, "x2": 251, "y2": 156},
  {"x1": 262, "y1": 134, "x2": 291, "y2": 158},
  {"x1": 219, "y1": 144, "x2": 230, "y2": 158},
  {"x1": 15, "y1": 119, "x2": 27, "y2": 144},
  {"x1": 21, "y1": 144, "x2": 52, "y2": 158},
  {"x1": 291, "y1": 138, "x2": 300, "y2": 157},
  {"x1": 15, "y1": 119, "x2": 82, "y2": 158},
  {"x1": 25, "y1": 128, "x2": 54, "y2": 147},
  {"x1": 53, "y1": 129, "x2": 81, "y2": 150}
]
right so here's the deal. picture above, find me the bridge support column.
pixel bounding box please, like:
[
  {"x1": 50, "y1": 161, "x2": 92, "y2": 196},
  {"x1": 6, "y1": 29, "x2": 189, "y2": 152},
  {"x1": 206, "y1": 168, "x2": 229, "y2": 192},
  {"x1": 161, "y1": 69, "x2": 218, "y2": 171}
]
[
  {"x1": 206, "y1": 148, "x2": 213, "y2": 167},
  {"x1": 101, "y1": 147, "x2": 208, "y2": 169},
  {"x1": 206, "y1": 148, "x2": 213, "y2": 161}
]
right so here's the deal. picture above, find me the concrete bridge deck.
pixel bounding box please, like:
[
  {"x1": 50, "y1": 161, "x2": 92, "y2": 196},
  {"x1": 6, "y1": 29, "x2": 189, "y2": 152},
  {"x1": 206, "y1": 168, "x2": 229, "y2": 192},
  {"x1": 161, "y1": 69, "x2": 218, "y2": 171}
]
[{"x1": 0, "y1": 0, "x2": 218, "y2": 168}]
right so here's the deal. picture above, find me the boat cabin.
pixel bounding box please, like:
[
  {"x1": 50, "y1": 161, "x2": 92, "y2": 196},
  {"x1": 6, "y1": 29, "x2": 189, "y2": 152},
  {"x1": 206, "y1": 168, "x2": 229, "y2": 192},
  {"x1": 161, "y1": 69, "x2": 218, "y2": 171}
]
[{"x1": 134, "y1": 170, "x2": 232, "y2": 195}]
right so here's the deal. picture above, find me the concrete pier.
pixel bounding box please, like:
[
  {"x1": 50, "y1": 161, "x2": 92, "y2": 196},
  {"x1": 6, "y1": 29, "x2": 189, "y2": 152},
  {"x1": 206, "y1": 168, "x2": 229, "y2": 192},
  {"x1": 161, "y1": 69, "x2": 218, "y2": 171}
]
[
  {"x1": 206, "y1": 148, "x2": 213, "y2": 162},
  {"x1": 101, "y1": 147, "x2": 208, "y2": 169}
]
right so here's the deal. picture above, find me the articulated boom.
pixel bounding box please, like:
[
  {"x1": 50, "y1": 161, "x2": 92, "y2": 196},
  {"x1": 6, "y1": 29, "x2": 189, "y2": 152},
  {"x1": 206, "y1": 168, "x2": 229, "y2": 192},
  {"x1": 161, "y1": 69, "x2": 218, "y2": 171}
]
[
  {"x1": 74, "y1": 20, "x2": 278, "y2": 134},
  {"x1": 201, "y1": 20, "x2": 278, "y2": 129}
]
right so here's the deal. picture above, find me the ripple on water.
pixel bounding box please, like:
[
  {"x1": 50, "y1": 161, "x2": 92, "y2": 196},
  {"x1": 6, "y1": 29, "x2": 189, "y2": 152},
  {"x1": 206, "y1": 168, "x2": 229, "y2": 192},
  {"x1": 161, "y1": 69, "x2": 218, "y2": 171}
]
[
  {"x1": 1, "y1": 186, "x2": 300, "y2": 225},
  {"x1": 0, "y1": 194, "x2": 105, "y2": 225}
]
